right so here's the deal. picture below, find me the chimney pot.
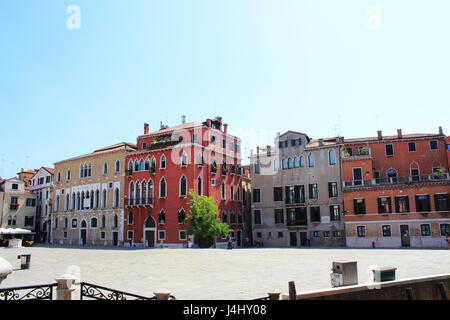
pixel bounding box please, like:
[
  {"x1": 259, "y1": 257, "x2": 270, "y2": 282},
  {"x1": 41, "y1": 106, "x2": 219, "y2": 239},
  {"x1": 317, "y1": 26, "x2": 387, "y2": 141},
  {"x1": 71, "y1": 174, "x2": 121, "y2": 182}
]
[
  {"x1": 439, "y1": 126, "x2": 443, "y2": 135},
  {"x1": 397, "y1": 129, "x2": 402, "y2": 138},
  {"x1": 144, "y1": 123, "x2": 149, "y2": 135},
  {"x1": 377, "y1": 130, "x2": 383, "y2": 140},
  {"x1": 223, "y1": 124, "x2": 228, "y2": 133}
]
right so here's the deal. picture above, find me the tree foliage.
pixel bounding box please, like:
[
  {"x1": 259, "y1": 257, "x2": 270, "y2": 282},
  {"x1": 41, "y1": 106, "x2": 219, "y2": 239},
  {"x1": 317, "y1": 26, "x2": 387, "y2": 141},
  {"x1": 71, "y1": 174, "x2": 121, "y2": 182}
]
[{"x1": 186, "y1": 190, "x2": 231, "y2": 248}]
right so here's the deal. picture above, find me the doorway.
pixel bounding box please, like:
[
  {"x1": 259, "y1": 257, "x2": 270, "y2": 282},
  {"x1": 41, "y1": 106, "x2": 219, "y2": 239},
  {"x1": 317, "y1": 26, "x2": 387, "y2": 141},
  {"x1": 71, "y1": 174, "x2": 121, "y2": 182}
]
[
  {"x1": 400, "y1": 225, "x2": 410, "y2": 247},
  {"x1": 299, "y1": 232, "x2": 308, "y2": 246},
  {"x1": 80, "y1": 220, "x2": 87, "y2": 245},
  {"x1": 236, "y1": 230, "x2": 242, "y2": 247},
  {"x1": 289, "y1": 232, "x2": 297, "y2": 247},
  {"x1": 143, "y1": 216, "x2": 156, "y2": 248},
  {"x1": 112, "y1": 231, "x2": 119, "y2": 246}
]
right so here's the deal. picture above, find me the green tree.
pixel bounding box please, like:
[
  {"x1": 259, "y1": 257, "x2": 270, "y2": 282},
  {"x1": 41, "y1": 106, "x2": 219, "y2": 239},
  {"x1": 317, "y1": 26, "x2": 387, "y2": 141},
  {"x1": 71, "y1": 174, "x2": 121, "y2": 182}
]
[{"x1": 186, "y1": 190, "x2": 231, "y2": 248}]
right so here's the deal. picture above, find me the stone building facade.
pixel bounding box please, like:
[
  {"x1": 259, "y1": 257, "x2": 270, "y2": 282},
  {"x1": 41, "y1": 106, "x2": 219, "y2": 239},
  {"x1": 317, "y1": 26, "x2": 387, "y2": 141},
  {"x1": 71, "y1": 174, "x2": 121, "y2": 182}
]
[
  {"x1": 51, "y1": 143, "x2": 136, "y2": 246},
  {"x1": 249, "y1": 131, "x2": 345, "y2": 247}
]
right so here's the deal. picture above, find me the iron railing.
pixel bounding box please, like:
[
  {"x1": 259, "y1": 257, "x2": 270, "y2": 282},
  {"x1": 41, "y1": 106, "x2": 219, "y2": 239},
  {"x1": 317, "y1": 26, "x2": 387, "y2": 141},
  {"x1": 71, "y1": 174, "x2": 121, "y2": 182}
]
[
  {"x1": 127, "y1": 197, "x2": 154, "y2": 206},
  {"x1": 80, "y1": 282, "x2": 175, "y2": 300},
  {"x1": 286, "y1": 219, "x2": 308, "y2": 226},
  {"x1": 343, "y1": 173, "x2": 450, "y2": 188},
  {"x1": 0, "y1": 283, "x2": 56, "y2": 300}
]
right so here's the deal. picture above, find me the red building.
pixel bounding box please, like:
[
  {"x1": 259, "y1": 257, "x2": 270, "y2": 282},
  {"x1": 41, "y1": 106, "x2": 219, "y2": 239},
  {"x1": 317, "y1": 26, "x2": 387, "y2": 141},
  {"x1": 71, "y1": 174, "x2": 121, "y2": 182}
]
[
  {"x1": 123, "y1": 117, "x2": 244, "y2": 248},
  {"x1": 342, "y1": 127, "x2": 450, "y2": 248}
]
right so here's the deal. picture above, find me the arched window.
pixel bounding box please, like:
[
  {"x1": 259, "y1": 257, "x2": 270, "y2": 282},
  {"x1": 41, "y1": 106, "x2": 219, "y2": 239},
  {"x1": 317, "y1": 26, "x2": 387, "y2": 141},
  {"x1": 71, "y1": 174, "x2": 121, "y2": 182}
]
[
  {"x1": 128, "y1": 161, "x2": 133, "y2": 172},
  {"x1": 197, "y1": 176, "x2": 202, "y2": 195},
  {"x1": 180, "y1": 175, "x2": 187, "y2": 197},
  {"x1": 115, "y1": 160, "x2": 120, "y2": 172},
  {"x1": 181, "y1": 151, "x2": 188, "y2": 166},
  {"x1": 81, "y1": 220, "x2": 87, "y2": 228},
  {"x1": 329, "y1": 149, "x2": 336, "y2": 165},
  {"x1": 67, "y1": 170, "x2": 71, "y2": 180},
  {"x1": 294, "y1": 157, "x2": 300, "y2": 168},
  {"x1": 65, "y1": 194, "x2": 69, "y2": 211},
  {"x1": 145, "y1": 216, "x2": 155, "y2": 228},
  {"x1": 231, "y1": 186, "x2": 234, "y2": 200},
  {"x1": 7, "y1": 216, "x2": 12, "y2": 226},
  {"x1": 144, "y1": 158, "x2": 150, "y2": 170},
  {"x1": 221, "y1": 211, "x2": 227, "y2": 223},
  {"x1": 95, "y1": 190, "x2": 99, "y2": 208},
  {"x1": 160, "y1": 155, "x2": 166, "y2": 169},
  {"x1": 101, "y1": 215, "x2": 106, "y2": 228},
  {"x1": 90, "y1": 190, "x2": 94, "y2": 209},
  {"x1": 76, "y1": 192, "x2": 81, "y2": 210},
  {"x1": 197, "y1": 152, "x2": 204, "y2": 166},
  {"x1": 113, "y1": 215, "x2": 118, "y2": 228},
  {"x1": 12, "y1": 216, "x2": 17, "y2": 226},
  {"x1": 237, "y1": 186, "x2": 241, "y2": 201},
  {"x1": 129, "y1": 182, "x2": 134, "y2": 205},
  {"x1": 64, "y1": 217, "x2": 68, "y2": 229},
  {"x1": 134, "y1": 160, "x2": 139, "y2": 172},
  {"x1": 81, "y1": 192, "x2": 85, "y2": 210},
  {"x1": 72, "y1": 192, "x2": 76, "y2": 210},
  {"x1": 80, "y1": 164, "x2": 84, "y2": 178},
  {"x1": 178, "y1": 209, "x2": 186, "y2": 224},
  {"x1": 159, "y1": 210, "x2": 166, "y2": 224},
  {"x1": 56, "y1": 195, "x2": 60, "y2": 212},
  {"x1": 148, "y1": 180, "x2": 154, "y2": 203},
  {"x1": 211, "y1": 158, "x2": 217, "y2": 173},
  {"x1": 288, "y1": 158, "x2": 293, "y2": 169},
  {"x1": 410, "y1": 162, "x2": 420, "y2": 181},
  {"x1": 387, "y1": 168, "x2": 398, "y2": 183},
  {"x1": 128, "y1": 211, "x2": 134, "y2": 225},
  {"x1": 160, "y1": 178, "x2": 166, "y2": 198},
  {"x1": 299, "y1": 156, "x2": 305, "y2": 168},
  {"x1": 102, "y1": 189, "x2": 107, "y2": 208},
  {"x1": 91, "y1": 217, "x2": 98, "y2": 228},
  {"x1": 308, "y1": 154, "x2": 315, "y2": 167},
  {"x1": 282, "y1": 159, "x2": 287, "y2": 170},
  {"x1": 114, "y1": 188, "x2": 120, "y2": 207},
  {"x1": 103, "y1": 162, "x2": 108, "y2": 174},
  {"x1": 87, "y1": 163, "x2": 92, "y2": 176},
  {"x1": 139, "y1": 159, "x2": 144, "y2": 171},
  {"x1": 141, "y1": 181, "x2": 147, "y2": 203},
  {"x1": 135, "y1": 182, "x2": 141, "y2": 204},
  {"x1": 150, "y1": 157, "x2": 156, "y2": 173},
  {"x1": 71, "y1": 218, "x2": 78, "y2": 229},
  {"x1": 221, "y1": 181, "x2": 226, "y2": 200}
]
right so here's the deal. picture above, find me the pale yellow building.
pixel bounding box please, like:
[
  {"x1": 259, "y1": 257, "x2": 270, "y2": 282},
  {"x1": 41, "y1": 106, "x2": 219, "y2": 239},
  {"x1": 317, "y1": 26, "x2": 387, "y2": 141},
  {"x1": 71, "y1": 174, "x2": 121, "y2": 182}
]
[
  {"x1": 0, "y1": 178, "x2": 37, "y2": 231},
  {"x1": 51, "y1": 142, "x2": 136, "y2": 246}
]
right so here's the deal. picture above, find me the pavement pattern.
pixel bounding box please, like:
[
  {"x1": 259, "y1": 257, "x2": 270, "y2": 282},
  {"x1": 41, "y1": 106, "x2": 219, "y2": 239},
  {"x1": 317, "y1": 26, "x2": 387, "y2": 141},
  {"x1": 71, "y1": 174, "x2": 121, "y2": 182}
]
[{"x1": 1, "y1": 245, "x2": 449, "y2": 300}]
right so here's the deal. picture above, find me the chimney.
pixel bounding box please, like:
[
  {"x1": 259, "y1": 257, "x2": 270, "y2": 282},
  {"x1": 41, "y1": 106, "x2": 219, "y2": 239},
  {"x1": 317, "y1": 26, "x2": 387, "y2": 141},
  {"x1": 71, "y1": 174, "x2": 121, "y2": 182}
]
[
  {"x1": 223, "y1": 124, "x2": 228, "y2": 133},
  {"x1": 256, "y1": 146, "x2": 260, "y2": 160},
  {"x1": 181, "y1": 115, "x2": 186, "y2": 124},
  {"x1": 319, "y1": 139, "x2": 324, "y2": 146},
  {"x1": 267, "y1": 145, "x2": 271, "y2": 156},
  {"x1": 377, "y1": 130, "x2": 383, "y2": 140},
  {"x1": 439, "y1": 126, "x2": 443, "y2": 135},
  {"x1": 397, "y1": 129, "x2": 402, "y2": 139},
  {"x1": 206, "y1": 119, "x2": 212, "y2": 127},
  {"x1": 144, "y1": 123, "x2": 149, "y2": 135}
]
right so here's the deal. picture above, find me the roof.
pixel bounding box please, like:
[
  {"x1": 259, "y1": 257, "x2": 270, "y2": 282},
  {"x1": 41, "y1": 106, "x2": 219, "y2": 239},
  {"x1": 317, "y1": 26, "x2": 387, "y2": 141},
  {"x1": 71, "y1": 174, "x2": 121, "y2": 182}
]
[
  {"x1": 43, "y1": 167, "x2": 55, "y2": 174},
  {"x1": 279, "y1": 131, "x2": 311, "y2": 142},
  {"x1": 344, "y1": 133, "x2": 444, "y2": 144},
  {"x1": 307, "y1": 137, "x2": 342, "y2": 148},
  {"x1": 54, "y1": 142, "x2": 137, "y2": 164},
  {"x1": 141, "y1": 122, "x2": 204, "y2": 137}
]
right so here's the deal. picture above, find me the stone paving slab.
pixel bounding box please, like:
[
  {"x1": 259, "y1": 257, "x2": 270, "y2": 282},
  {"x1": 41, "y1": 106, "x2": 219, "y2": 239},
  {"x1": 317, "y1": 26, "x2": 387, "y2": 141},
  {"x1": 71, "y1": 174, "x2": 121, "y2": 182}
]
[{"x1": 1, "y1": 246, "x2": 449, "y2": 300}]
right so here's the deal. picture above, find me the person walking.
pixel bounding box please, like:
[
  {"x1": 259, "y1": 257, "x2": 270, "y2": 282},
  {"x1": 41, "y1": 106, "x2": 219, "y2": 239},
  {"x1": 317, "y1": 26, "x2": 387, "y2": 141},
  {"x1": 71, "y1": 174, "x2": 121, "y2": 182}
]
[{"x1": 227, "y1": 234, "x2": 233, "y2": 250}]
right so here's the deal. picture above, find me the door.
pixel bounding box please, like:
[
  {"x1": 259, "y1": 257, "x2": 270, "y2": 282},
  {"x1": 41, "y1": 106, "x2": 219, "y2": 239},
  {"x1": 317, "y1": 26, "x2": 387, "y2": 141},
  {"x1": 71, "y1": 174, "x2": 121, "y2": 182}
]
[
  {"x1": 112, "y1": 232, "x2": 118, "y2": 246},
  {"x1": 81, "y1": 229, "x2": 87, "y2": 245},
  {"x1": 353, "y1": 168, "x2": 363, "y2": 185},
  {"x1": 236, "y1": 230, "x2": 242, "y2": 247},
  {"x1": 299, "y1": 232, "x2": 308, "y2": 246},
  {"x1": 289, "y1": 232, "x2": 297, "y2": 247},
  {"x1": 400, "y1": 225, "x2": 410, "y2": 247},
  {"x1": 145, "y1": 230, "x2": 155, "y2": 248}
]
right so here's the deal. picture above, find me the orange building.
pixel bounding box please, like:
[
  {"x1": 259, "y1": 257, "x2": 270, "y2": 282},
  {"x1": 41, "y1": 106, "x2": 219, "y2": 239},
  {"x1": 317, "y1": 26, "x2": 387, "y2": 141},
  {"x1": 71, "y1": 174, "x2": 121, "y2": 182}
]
[{"x1": 342, "y1": 128, "x2": 450, "y2": 248}]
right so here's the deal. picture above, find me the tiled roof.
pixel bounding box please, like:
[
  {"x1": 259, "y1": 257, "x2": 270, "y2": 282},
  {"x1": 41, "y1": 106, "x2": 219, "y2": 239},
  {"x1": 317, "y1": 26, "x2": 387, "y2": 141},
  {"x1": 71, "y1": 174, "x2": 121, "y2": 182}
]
[
  {"x1": 142, "y1": 122, "x2": 204, "y2": 137},
  {"x1": 307, "y1": 137, "x2": 342, "y2": 148},
  {"x1": 43, "y1": 167, "x2": 55, "y2": 174},
  {"x1": 344, "y1": 133, "x2": 442, "y2": 143},
  {"x1": 55, "y1": 142, "x2": 137, "y2": 164}
]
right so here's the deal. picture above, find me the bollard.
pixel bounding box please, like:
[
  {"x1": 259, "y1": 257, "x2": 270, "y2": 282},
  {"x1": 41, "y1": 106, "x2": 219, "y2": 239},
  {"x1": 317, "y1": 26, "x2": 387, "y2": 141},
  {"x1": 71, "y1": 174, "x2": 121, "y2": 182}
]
[
  {"x1": 17, "y1": 254, "x2": 31, "y2": 270},
  {"x1": 288, "y1": 281, "x2": 297, "y2": 300},
  {"x1": 153, "y1": 289, "x2": 172, "y2": 300},
  {"x1": 55, "y1": 274, "x2": 77, "y2": 300},
  {"x1": 267, "y1": 292, "x2": 281, "y2": 300}
]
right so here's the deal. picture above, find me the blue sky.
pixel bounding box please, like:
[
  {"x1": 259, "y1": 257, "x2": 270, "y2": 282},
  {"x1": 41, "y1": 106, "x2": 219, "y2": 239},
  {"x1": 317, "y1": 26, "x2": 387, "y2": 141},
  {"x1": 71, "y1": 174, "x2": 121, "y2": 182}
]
[{"x1": 0, "y1": 0, "x2": 449, "y2": 178}]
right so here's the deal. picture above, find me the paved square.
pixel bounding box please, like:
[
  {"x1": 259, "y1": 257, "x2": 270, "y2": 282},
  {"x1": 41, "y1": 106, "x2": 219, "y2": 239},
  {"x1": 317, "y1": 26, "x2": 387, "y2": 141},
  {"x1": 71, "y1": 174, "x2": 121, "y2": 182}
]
[{"x1": 1, "y1": 246, "x2": 449, "y2": 299}]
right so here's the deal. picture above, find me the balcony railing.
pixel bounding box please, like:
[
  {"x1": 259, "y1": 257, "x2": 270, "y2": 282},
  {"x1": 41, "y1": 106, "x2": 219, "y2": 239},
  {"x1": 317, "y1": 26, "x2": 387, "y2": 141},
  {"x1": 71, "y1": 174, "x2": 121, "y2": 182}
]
[
  {"x1": 9, "y1": 203, "x2": 19, "y2": 210},
  {"x1": 343, "y1": 173, "x2": 450, "y2": 188},
  {"x1": 127, "y1": 197, "x2": 154, "y2": 206},
  {"x1": 286, "y1": 219, "x2": 308, "y2": 226}
]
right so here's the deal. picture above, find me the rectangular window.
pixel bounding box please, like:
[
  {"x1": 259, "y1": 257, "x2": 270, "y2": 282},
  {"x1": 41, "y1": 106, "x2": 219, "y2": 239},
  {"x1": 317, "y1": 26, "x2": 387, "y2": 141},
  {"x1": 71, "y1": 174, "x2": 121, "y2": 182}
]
[
  {"x1": 286, "y1": 207, "x2": 307, "y2": 226},
  {"x1": 179, "y1": 230, "x2": 187, "y2": 240},
  {"x1": 352, "y1": 168, "x2": 363, "y2": 186},
  {"x1": 329, "y1": 205, "x2": 340, "y2": 221},
  {"x1": 254, "y1": 210, "x2": 262, "y2": 225},
  {"x1": 12, "y1": 183, "x2": 18, "y2": 190},
  {"x1": 440, "y1": 224, "x2": 450, "y2": 236},
  {"x1": 100, "y1": 232, "x2": 106, "y2": 240},
  {"x1": 191, "y1": 134, "x2": 197, "y2": 143},
  {"x1": 253, "y1": 189, "x2": 261, "y2": 203},
  {"x1": 382, "y1": 225, "x2": 391, "y2": 237},
  {"x1": 254, "y1": 162, "x2": 260, "y2": 174},
  {"x1": 222, "y1": 139, "x2": 226, "y2": 149},
  {"x1": 357, "y1": 226, "x2": 366, "y2": 237},
  {"x1": 310, "y1": 206, "x2": 321, "y2": 222},
  {"x1": 408, "y1": 142, "x2": 416, "y2": 152},
  {"x1": 378, "y1": 197, "x2": 392, "y2": 214},
  {"x1": 273, "y1": 187, "x2": 283, "y2": 202},
  {"x1": 385, "y1": 144, "x2": 394, "y2": 156},
  {"x1": 285, "y1": 185, "x2": 305, "y2": 204},
  {"x1": 309, "y1": 184, "x2": 318, "y2": 199},
  {"x1": 24, "y1": 216, "x2": 34, "y2": 227},
  {"x1": 395, "y1": 196, "x2": 410, "y2": 213},
  {"x1": 430, "y1": 140, "x2": 438, "y2": 150},
  {"x1": 26, "y1": 198, "x2": 36, "y2": 206},
  {"x1": 420, "y1": 224, "x2": 431, "y2": 236},
  {"x1": 63, "y1": 231, "x2": 67, "y2": 239},
  {"x1": 323, "y1": 231, "x2": 330, "y2": 237},
  {"x1": 313, "y1": 231, "x2": 320, "y2": 237},
  {"x1": 158, "y1": 231, "x2": 166, "y2": 240},
  {"x1": 332, "y1": 231, "x2": 341, "y2": 237},
  {"x1": 277, "y1": 232, "x2": 283, "y2": 238},
  {"x1": 211, "y1": 178, "x2": 216, "y2": 186},
  {"x1": 127, "y1": 231, "x2": 134, "y2": 240},
  {"x1": 328, "y1": 182, "x2": 338, "y2": 198},
  {"x1": 434, "y1": 194, "x2": 450, "y2": 211},
  {"x1": 354, "y1": 199, "x2": 366, "y2": 215},
  {"x1": 415, "y1": 195, "x2": 431, "y2": 212},
  {"x1": 274, "y1": 209, "x2": 284, "y2": 224}
]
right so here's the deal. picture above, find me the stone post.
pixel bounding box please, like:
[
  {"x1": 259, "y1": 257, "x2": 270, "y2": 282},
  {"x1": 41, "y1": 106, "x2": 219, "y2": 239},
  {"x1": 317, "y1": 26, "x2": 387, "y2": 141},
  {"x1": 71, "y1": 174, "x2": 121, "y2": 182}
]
[
  {"x1": 0, "y1": 257, "x2": 13, "y2": 285},
  {"x1": 153, "y1": 289, "x2": 172, "y2": 300},
  {"x1": 55, "y1": 274, "x2": 77, "y2": 300},
  {"x1": 267, "y1": 292, "x2": 281, "y2": 300}
]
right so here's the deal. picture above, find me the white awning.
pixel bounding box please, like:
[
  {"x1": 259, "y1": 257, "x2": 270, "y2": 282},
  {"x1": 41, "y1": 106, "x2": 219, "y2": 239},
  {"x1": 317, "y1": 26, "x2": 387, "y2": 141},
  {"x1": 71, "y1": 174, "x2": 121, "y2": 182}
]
[{"x1": 0, "y1": 228, "x2": 34, "y2": 235}]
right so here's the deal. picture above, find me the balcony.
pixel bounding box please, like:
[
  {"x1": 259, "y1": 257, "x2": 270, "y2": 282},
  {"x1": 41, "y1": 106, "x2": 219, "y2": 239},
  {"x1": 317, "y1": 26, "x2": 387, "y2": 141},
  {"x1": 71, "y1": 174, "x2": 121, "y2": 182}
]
[
  {"x1": 286, "y1": 219, "x2": 308, "y2": 226},
  {"x1": 126, "y1": 197, "x2": 154, "y2": 207},
  {"x1": 9, "y1": 203, "x2": 19, "y2": 210},
  {"x1": 343, "y1": 173, "x2": 450, "y2": 188},
  {"x1": 342, "y1": 147, "x2": 372, "y2": 161}
]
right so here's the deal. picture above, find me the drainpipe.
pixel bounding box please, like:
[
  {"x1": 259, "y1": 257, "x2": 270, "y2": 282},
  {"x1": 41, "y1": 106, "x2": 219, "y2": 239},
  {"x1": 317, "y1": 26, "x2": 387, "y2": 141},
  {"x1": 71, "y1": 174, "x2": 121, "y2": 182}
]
[{"x1": 338, "y1": 139, "x2": 346, "y2": 247}]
